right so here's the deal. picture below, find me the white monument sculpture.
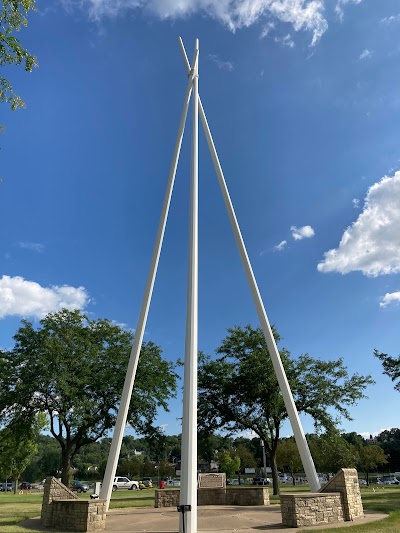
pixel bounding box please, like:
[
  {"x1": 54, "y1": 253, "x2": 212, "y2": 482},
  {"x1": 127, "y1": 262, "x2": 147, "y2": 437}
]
[{"x1": 99, "y1": 38, "x2": 320, "y2": 533}]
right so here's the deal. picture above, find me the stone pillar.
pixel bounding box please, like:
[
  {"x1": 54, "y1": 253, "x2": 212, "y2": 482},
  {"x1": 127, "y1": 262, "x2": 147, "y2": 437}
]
[
  {"x1": 41, "y1": 476, "x2": 78, "y2": 527},
  {"x1": 320, "y1": 468, "x2": 364, "y2": 520}
]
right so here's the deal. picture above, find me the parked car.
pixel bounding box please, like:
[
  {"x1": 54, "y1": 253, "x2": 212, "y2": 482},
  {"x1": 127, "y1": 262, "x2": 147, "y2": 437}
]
[
  {"x1": 252, "y1": 477, "x2": 271, "y2": 485},
  {"x1": 141, "y1": 477, "x2": 153, "y2": 487},
  {"x1": 358, "y1": 479, "x2": 367, "y2": 486},
  {"x1": 112, "y1": 477, "x2": 139, "y2": 491},
  {"x1": 0, "y1": 483, "x2": 14, "y2": 492},
  {"x1": 381, "y1": 476, "x2": 400, "y2": 485},
  {"x1": 71, "y1": 480, "x2": 89, "y2": 493},
  {"x1": 20, "y1": 482, "x2": 32, "y2": 490},
  {"x1": 166, "y1": 478, "x2": 180, "y2": 487}
]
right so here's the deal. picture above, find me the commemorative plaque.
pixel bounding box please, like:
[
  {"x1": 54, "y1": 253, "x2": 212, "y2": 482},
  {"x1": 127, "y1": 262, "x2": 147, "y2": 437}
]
[{"x1": 198, "y1": 473, "x2": 226, "y2": 489}]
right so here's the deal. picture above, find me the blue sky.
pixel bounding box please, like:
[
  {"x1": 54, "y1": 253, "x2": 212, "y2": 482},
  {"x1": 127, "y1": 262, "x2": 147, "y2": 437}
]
[{"x1": 1, "y1": 0, "x2": 399, "y2": 440}]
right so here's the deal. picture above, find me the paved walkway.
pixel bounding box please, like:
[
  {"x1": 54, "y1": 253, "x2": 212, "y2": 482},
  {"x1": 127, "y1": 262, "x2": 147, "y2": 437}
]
[{"x1": 21, "y1": 505, "x2": 387, "y2": 533}]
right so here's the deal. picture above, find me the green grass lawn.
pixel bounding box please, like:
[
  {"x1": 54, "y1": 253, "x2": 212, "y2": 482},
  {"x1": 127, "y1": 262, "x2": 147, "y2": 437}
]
[{"x1": 0, "y1": 485, "x2": 399, "y2": 533}]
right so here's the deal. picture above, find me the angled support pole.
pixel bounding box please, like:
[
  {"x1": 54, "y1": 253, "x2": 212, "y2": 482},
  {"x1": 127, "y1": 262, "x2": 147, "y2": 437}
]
[
  {"x1": 99, "y1": 56, "x2": 196, "y2": 511},
  {"x1": 178, "y1": 37, "x2": 320, "y2": 494}
]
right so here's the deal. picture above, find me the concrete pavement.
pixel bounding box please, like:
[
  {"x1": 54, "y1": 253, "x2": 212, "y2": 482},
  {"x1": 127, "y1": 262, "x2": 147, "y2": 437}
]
[{"x1": 20, "y1": 505, "x2": 387, "y2": 533}]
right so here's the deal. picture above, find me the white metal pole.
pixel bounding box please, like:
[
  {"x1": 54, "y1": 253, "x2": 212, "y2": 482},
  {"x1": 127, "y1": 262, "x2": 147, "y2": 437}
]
[
  {"x1": 99, "y1": 68, "x2": 195, "y2": 510},
  {"x1": 178, "y1": 38, "x2": 320, "y2": 494},
  {"x1": 180, "y1": 38, "x2": 199, "y2": 533}
]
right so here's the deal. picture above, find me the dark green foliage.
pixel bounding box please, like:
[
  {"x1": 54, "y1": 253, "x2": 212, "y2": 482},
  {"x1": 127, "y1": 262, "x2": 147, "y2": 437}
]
[
  {"x1": 276, "y1": 438, "x2": 302, "y2": 484},
  {"x1": 374, "y1": 349, "x2": 400, "y2": 392},
  {"x1": 308, "y1": 430, "x2": 359, "y2": 474},
  {"x1": 377, "y1": 429, "x2": 400, "y2": 472},
  {"x1": 198, "y1": 324, "x2": 374, "y2": 494},
  {"x1": 0, "y1": 309, "x2": 178, "y2": 485},
  {"x1": 358, "y1": 444, "x2": 388, "y2": 485},
  {"x1": 23, "y1": 434, "x2": 62, "y2": 481},
  {"x1": 0, "y1": 414, "x2": 46, "y2": 490},
  {"x1": 0, "y1": 1, "x2": 37, "y2": 115}
]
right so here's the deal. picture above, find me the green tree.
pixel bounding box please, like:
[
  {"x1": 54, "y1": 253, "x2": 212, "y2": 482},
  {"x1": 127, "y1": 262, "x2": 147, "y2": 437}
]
[
  {"x1": 198, "y1": 325, "x2": 374, "y2": 495},
  {"x1": 309, "y1": 430, "x2": 358, "y2": 475},
  {"x1": 374, "y1": 350, "x2": 400, "y2": 392},
  {"x1": 235, "y1": 444, "x2": 257, "y2": 472},
  {"x1": 198, "y1": 432, "x2": 231, "y2": 464},
  {"x1": 1, "y1": 0, "x2": 37, "y2": 127},
  {"x1": 0, "y1": 309, "x2": 178, "y2": 485},
  {"x1": 358, "y1": 444, "x2": 388, "y2": 485},
  {"x1": 218, "y1": 451, "x2": 240, "y2": 479},
  {"x1": 116, "y1": 456, "x2": 144, "y2": 479},
  {"x1": 23, "y1": 434, "x2": 62, "y2": 482},
  {"x1": 0, "y1": 414, "x2": 46, "y2": 491},
  {"x1": 276, "y1": 438, "x2": 302, "y2": 485},
  {"x1": 342, "y1": 431, "x2": 365, "y2": 448},
  {"x1": 376, "y1": 428, "x2": 400, "y2": 472}
]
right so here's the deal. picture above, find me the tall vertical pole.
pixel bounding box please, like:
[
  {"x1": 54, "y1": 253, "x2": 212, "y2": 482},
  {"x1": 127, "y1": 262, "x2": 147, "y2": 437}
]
[
  {"x1": 99, "y1": 68, "x2": 195, "y2": 510},
  {"x1": 178, "y1": 38, "x2": 320, "y2": 494},
  {"x1": 180, "y1": 38, "x2": 199, "y2": 533},
  {"x1": 261, "y1": 440, "x2": 267, "y2": 477}
]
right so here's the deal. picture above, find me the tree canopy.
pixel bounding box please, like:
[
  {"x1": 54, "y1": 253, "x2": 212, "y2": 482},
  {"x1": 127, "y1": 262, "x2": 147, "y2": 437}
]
[
  {"x1": 1, "y1": 1, "x2": 37, "y2": 115},
  {"x1": 358, "y1": 445, "x2": 387, "y2": 485},
  {"x1": 374, "y1": 349, "x2": 400, "y2": 392},
  {"x1": 276, "y1": 438, "x2": 302, "y2": 484},
  {"x1": 198, "y1": 324, "x2": 374, "y2": 494},
  {"x1": 0, "y1": 413, "x2": 46, "y2": 491},
  {"x1": 309, "y1": 430, "x2": 358, "y2": 475},
  {"x1": 0, "y1": 309, "x2": 178, "y2": 485}
]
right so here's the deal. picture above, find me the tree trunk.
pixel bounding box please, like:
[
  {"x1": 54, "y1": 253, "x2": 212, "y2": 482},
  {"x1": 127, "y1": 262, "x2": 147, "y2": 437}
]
[
  {"x1": 61, "y1": 448, "x2": 72, "y2": 487},
  {"x1": 14, "y1": 477, "x2": 19, "y2": 494},
  {"x1": 271, "y1": 456, "x2": 280, "y2": 495}
]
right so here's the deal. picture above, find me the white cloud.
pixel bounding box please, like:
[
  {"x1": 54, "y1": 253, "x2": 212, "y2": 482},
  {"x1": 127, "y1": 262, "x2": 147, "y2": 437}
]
[
  {"x1": 335, "y1": 0, "x2": 363, "y2": 21},
  {"x1": 352, "y1": 198, "x2": 360, "y2": 209},
  {"x1": 380, "y1": 291, "x2": 400, "y2": 308},
  {"x1": 274, "y1": 33, "x2": 295, "y2": 48},
  {"x1": 0, "y1": 275, "x2": 89, "y2": 319},
  {"x1": 291, "y1": 225, "x2": 315, "y2": 240},
  {"x1": 209, "y1": 54, "x2": 234, "y2": 71},
  {"x1": 68, "y1": 0, "x2": 340, "y2": 46},
  {"x1": 359, "y1": 49, "x2": 373, "y2": 60},
  {"x1": 318, "y1": 171, "x2": 400, "y2": 276},
  {"x1": 381, "y1": 14, "x2": 400, "y2": 24},
  {"x1": 260, "y1": 21, "x2": 275, "y2": 38},
  {"x1": 274, "y1": 240, "x2": 287, "y2": 251},
  {"x1": 360, "y1": 429, "x2": 390, "y2": 439},
  {"x1": 19, "y1": 241, "x2": 45, "y2": 253}
]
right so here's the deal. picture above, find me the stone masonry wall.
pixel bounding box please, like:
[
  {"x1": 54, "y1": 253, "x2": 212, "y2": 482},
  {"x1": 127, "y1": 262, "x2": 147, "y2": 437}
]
[
  {"x1": 225, "y1": 488, "x2": 269, "y2": 506},
  {"x1": 41, "y1": 477, "x2": 78, "y2": 527},
  {"x1": 155, "y1": 489, "x2": 180, "y2": 508},
  {"x1": 41, "y1": 477, "x2": 106, "y2": 531},
  {"x1": 51, "y1": 500, "x2": 106, "y2": 531},
  {"x1": 320, "y1": 468, "x2": 364, "y2": 520},
  {"x1": 154, "y1": 487, "x2": 269, "y2": 508},
  {"x1": 281, "y1": 493, "x2": 344, "y2": 528}
]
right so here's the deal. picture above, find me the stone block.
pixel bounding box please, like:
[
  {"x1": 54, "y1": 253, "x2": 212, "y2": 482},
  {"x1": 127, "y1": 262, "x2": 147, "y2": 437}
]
[{"x1": 154, "y1": 487, "x2": 269, "y2": 508}]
